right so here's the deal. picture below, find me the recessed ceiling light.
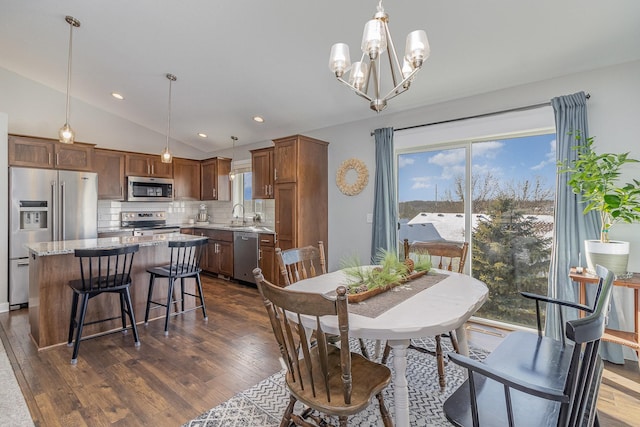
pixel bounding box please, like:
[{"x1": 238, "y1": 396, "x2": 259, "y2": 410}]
[
  {"x1": 197, "y1": 133, "x2": 208, "y2": 138},
  {"x1": 111, "y1": 92, "x2": 124, "y2": 100},
  {"x1": 253, "y1": 115, "x2": 265, "y2": 123}
]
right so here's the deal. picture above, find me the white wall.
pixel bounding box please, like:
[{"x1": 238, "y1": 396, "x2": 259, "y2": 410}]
[
  {"x1": 1, "y1": 113, "x2": 9, "y2": 312},
  {"x1": 0, "y1": 67, "x2": 209, "y2": 160},
  {"x1": 305, "y1": 60, "x2": 640, "y2": 271}
]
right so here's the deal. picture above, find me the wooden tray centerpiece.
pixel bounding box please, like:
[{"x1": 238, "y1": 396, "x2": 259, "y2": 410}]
[{"x1": 343, "y1": 250, "x2": 432, "y2": 303}]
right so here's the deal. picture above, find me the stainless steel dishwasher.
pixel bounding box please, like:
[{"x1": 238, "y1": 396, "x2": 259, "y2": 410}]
[{"x1": 233, "y1": 231, "x2": 259, "y2": 283}]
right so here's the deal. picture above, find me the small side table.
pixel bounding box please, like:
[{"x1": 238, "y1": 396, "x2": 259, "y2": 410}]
[{"x1": 569, "y1": 268, "x2": 640, "y2": 365}]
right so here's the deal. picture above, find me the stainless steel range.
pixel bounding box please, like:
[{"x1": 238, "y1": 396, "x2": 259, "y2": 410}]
[{"x1": 121, "y1": 211, "x2": 180, "y2": 236}]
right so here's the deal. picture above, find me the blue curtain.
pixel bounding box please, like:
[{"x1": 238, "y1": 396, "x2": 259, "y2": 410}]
[
  {"x1": 547, "y1": 91, "x2": 624, "y2": 363},
  {"x1": 371, "y1": 127, "x2": 398, "y2": 263}
]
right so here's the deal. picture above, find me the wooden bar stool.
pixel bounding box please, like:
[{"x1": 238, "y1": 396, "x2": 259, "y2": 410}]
[
  {"x1": 144, "y1": 238, "x2": 208, "y2": 335},
  {"x1": 67, "y1": 244, "x2": 140, "y2": 365}
]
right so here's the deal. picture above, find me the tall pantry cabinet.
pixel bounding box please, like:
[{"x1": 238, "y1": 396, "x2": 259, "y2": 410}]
[{"x1": 273, "y1": 135, "x2": 329, "y2": 257}]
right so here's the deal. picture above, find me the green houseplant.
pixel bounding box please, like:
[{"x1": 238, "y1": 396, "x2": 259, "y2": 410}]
[{"x1": 558, "y1": 134, "x2": 640, "y2": 273}]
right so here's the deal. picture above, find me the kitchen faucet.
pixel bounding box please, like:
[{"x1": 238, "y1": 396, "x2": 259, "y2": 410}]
[{"x1": 231, "y1": 203, "x2": 246, "y2": 225}]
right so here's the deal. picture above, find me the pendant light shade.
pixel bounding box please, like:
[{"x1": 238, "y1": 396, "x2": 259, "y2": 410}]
[
  {"x1": 229, "y1": 136, "x2": 238, "y2": 181},
  {"x1": 59, "y1": 16, "x2": 80, "y2": 144},
  {"x1": 161, "y1": 73, "x2": 177, "y2": 164}
]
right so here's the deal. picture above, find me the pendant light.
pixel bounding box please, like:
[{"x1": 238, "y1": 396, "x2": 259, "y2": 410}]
[
  {"x1": 161, "y1": 73, "x2": 177, "y2": 163},
  {"x1": 59, "y1": 16, "x2": 81, "y2": 144},
  {"x1": 229, "y1": 136, "x2": 238, "y2": 181}
]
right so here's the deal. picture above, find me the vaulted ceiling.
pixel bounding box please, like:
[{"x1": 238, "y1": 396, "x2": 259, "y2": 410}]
[{"x1": 2, "y1": 0, "x2": 639, "y2": 153}]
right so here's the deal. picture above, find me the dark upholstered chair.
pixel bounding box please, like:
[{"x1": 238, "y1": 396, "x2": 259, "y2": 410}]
[
  {"x1": 67, "y1": 244, "x2": 140, "y2": 364},
  {"x1": 253, "y1": 267, "x2": 394, "y2": 427},
  {"x1": 443, "y1": 265, "x2": 615, "y2": 427},
  {"x1": 144, "y1": 238, "x2": 208, "y2": 335}
]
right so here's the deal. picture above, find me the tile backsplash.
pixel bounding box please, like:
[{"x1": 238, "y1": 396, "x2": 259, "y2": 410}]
[{"x1": 98, "y1": 199, "x2": 275, "y2": 229}]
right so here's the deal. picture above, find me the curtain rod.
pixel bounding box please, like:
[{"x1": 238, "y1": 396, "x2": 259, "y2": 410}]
[{"x1": 370, "y1": 93, "x2": 591, "y2": 136}]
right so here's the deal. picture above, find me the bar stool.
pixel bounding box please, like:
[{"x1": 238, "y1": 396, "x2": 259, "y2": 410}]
[
  {"x1": 144, "y1": 238, "x2": 208, "y2": 335},
  {"x1": 67, "y1": 244, "x2": 140, "y2": 365}
]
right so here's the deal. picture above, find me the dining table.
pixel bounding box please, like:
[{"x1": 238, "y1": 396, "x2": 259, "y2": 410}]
[{"x1": 286, "y1": 267, "x2": 489, "y2": 427}]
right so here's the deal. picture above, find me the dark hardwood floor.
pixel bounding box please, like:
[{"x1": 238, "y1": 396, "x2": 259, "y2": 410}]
[{"x1": 1, "y1": 275, "x2": 639, "y2": 426}]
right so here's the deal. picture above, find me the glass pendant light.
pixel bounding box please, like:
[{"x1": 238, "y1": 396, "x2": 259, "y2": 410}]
[
  {"x1": 161, "y1": 73, "x2": 176, "y2": 164},
  {"x1": 229, "y1": 136, "x2": 238, "y2": 181},
  {"x1": 59, "y1": 16, "x2": 80, "y2": 144}
]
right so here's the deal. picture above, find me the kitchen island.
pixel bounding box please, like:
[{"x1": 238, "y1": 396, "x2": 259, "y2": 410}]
[{"x1": 26, "y1": 234, "x2": 208, "y2": 349}]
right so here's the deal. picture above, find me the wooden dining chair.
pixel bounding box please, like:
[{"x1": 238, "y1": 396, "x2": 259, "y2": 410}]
[
  {"x1": 397, "y1": 238, "x2": 470, "y2": 389},
  {"x1": 275, "y1": 241, "x2": 327, "y2": 286},
  {"x1": 443, "y1": 265, "x2": 615, "y2": 427},
  {"x1": 67, "y1": 244, "x2": 140, "y2": 364},
  {"x1": 252, "y1": 268, "x2": 394, "y2": 427}
]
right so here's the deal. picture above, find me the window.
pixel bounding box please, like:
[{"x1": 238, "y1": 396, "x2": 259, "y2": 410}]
[{"x1": 396, "y1": 107, "x2": 557, "y2": 329}]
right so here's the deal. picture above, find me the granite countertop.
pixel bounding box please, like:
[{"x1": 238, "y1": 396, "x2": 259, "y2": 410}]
[
  {"x1": 26, "y1": 234, "x2": 207, "y2": 257},
  {"x1": 177, "y1": 223, "x2": 275, "y2": 234}
]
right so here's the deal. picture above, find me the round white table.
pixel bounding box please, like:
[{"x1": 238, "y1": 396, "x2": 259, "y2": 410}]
[{"x1": 287, "y1": 268, "x2": 488, "y2": 427}]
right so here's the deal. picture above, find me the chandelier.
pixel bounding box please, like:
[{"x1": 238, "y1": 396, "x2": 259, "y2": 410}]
[
  {"x1": 59, "y1": 16, "x2": 81, "y2": 144},
  {"x1": 161, "y1": 73, "x2": 177, "y2": 163},
  {"x1": 328, "y1": 1, "x2": 429, "y2": 112}
]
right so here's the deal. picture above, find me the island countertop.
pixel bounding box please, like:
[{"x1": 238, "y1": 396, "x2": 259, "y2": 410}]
[{"x1": 26, "y1": 233, "x2": 207, "y2": 257}]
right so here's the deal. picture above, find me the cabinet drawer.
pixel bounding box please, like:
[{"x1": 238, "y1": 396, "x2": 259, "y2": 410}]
[
  {"x1": 259, "y1": 233, "x2": 275, "y2": 247},
  {"x1": 202, "y1": 229, "x2": 233, "y2": 242}
]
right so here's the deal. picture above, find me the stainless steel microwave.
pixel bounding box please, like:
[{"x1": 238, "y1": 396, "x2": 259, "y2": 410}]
[{"x1": 127, "y1": 176, "x2": 173, "y2": 201}]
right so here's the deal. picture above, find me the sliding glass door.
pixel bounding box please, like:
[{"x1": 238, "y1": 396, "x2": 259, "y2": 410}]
[{"x1": 397, "y1": 133, "x2": 556, "y2": 328}]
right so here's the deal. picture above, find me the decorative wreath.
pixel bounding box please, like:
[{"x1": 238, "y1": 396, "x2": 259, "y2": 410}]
[{"x1": 336, "y1": 158, "x2": 369, "y2": 196}]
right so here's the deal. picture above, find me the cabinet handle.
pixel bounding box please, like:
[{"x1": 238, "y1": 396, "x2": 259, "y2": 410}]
[
  {"x1": 152, "y1": 164, "x2": 155, "y2": 175},
  {"x1": 120, "y1": 186, "x2": 123, "y2": 197},
  {"x1": 260, "y1": 239, "x2": 270, "y2": 243},
  {"x1": 274, "y1": 168, "x2": 277, "y2": 181},
  {"x1": 258, "y1": 249, "x2": 262, "y2": 260},
  {"x1": 264, "y1": 185, "x2": 267, "y2": 195},
  {"x1": 213, "y1": 188, "x2": 217, "y2": 198},
  {"x1": 48, "y1": 153, "x2": 52, "y2": 165},
  {"x1": 56, "y1": 153, "x2": 59, "y2": 165},
  {"x1": 269, "y1": 184, "x2": 272, "y2": 196},
  {"x1": 147, "y1": 163, "x2": 150, "y2": 175}
]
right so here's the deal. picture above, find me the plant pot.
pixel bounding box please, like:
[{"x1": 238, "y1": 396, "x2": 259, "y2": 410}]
[{"x1": 584, "y1": 239, "x2": 630, "y2": 275}]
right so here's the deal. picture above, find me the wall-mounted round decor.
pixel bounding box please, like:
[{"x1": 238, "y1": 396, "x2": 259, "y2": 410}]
[{"x1": 336, "y1": 158, "x2": 369, "y2": 196}]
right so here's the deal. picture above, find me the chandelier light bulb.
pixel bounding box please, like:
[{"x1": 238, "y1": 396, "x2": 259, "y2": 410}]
[
  {"x1": 361, "y1": 19, "x2": 387, "y2": 59},
  {"x1": 405, "y1": 30, "x2": 429, "y2": 68},
  {"x1": 349, "y1": 62, "x2": 368, "y2": 91},
  {"x1": 329, "y1": 43, "x2": 351, "y2": 77}
]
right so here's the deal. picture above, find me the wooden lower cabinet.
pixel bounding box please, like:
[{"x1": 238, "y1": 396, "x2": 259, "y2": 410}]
[
  {"x1": 195, "y1": 228, "x2": 233, "y2": 277},
  {"x1": 259, "y1": 233, "x2": 276, "y2": 285}
]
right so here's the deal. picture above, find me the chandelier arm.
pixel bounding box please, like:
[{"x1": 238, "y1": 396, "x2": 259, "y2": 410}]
[
  {"x1": 383, "y1": 22, "x2": 402, "y2": 88},
  {"x1": 336, "y1": 77, "x2": 373, "y2": 102},
  {"x1": 370, "y1": 57, "x2": 380, "y2": 100},
  {"x1": 382, "y1": 68, "x2": 421, "y2": 101}
]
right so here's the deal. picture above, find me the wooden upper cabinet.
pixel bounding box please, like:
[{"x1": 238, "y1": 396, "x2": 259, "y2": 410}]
[
  {"x1": 173, "y1": 158, "x2": 201, "y2": 200},
  {"x1": 95, "y1": 149, "x2": 125, "y2": 200},
  {"x1": 201, "y1": 157, "x2": 231, "y2": 201},
  {"x1": 251, "y1": 147, "x2": 274, "y2": 199},
  {"x1": 273, "y1": 136, "x2": 298, "y2": 183},
  {"x1": 9, "y1": 135, "x2": 94, "y2": 171},
  {"x1": 125, "y1": 153, "x2": 173, "y2": 178},
  {"x1": 54, "y1": 143, "x2": 94, "y2": 171}
]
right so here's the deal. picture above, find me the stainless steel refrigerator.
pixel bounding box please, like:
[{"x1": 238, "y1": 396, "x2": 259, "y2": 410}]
[{"x1": 9, "y1": 167, "x2": 98, "y2": 308}]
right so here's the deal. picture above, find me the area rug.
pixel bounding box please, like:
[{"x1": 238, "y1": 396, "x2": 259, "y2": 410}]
[
  {"x1": 0, "y1": 336, "x2": 34, "y2": 427},
  {"x1": 183, "y1": 338, "x2": 487, "y2": 427}
]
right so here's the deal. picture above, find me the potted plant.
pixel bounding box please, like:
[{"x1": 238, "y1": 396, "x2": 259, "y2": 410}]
[{"x1": 558, "y1": 134, "x2": 640, "y2": 273}]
